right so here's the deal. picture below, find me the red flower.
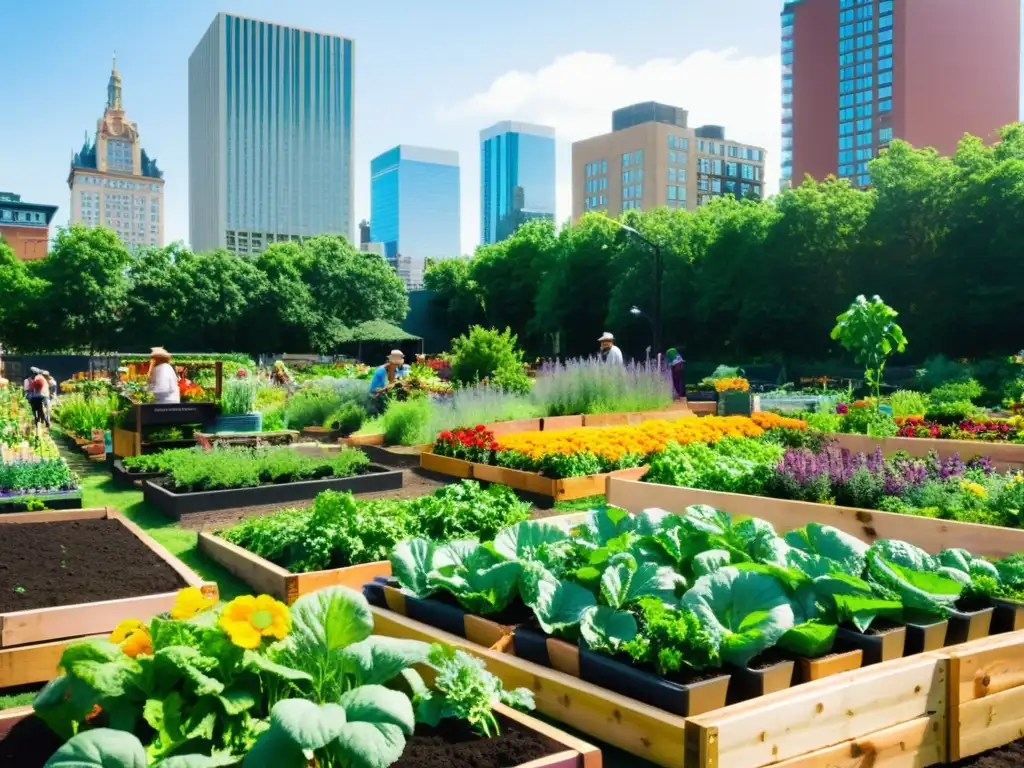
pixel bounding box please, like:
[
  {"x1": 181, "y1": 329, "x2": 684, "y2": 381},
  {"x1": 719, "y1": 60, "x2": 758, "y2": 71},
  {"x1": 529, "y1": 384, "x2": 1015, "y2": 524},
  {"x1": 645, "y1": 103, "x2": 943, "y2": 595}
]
[
  {"x1": 439, "y1": 431, "x2": 453, "y2": 441},
  {"x1": 475, "y1": 424, "x2": 486, "y2": 433}
]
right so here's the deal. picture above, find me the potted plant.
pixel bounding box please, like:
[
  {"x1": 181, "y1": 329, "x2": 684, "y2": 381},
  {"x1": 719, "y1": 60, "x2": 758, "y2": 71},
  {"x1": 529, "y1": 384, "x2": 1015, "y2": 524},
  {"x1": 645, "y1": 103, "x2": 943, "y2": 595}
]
[{"x1": 213, "y1": 376, "x2": 262, "y2": 433}]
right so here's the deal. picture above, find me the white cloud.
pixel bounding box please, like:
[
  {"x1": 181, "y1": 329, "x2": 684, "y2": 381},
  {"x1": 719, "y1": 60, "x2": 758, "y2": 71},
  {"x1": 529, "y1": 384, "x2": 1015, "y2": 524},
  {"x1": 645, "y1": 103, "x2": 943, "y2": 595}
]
[{"x1": 439, "y1": 49, "x2": 781, "y2": 254}]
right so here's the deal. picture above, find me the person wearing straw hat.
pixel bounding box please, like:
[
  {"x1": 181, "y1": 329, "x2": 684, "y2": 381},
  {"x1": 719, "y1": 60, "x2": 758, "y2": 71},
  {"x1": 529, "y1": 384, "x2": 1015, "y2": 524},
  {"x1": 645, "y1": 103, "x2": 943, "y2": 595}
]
[
  {"x1": 147, "y1": 347, "x2": 180, "y2": 404},
  {"x1": 369, "y1": 350, "x2": 408, "y2": 396},
  {"x1": 597, "y1": 332, "x2": 624, "y2": 366},
  {"x1": 25, "y1": 367, "x2": 51, "y2": 427}
]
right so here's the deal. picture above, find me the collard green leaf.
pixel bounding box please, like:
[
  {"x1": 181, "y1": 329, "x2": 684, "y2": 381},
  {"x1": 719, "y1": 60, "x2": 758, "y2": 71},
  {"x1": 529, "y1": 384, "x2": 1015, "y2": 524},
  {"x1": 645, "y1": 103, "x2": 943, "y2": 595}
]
[
  {"x1": 44, "y1": 728, "x2": 148, "y2": 768},
  {"x1": 490, "y1": 520, "x2": 569, "y2": 561},
  {"x1": 778, "y1": 620, "x2": 837, "y2": 658},
  {"x1": 682, "y1": 567, "x2": 796, "y2": 668},
  {"x1": 390, "y1": 538, "x2": 436, "y2": 598},
  {"x1": 427, "y1": 559, "x2": 522, "y2": 615},
  {"x1": 154, "y1": 647, "x2": 225, "y2": 697},
  {"x1": 784, "y1": 523, "x2": 868, "y2": 577},
  {"x1": 692, "y1": 550, "x2": 732, "y2": 578},
  {"x1": 288, "y1": 586, "x2": 374, "y2": 651},
  {"x1": 331, "y1": 686, "x2": 415, "y2": 768},
  {"x1": 242, "y1": 650, "x2": 314, "y2": 682},
  {"x1": 159, "y1": 755, "x2": 239, "y2": 768},
  {"x1": 579, "y1": 605, "x2": 638, "y2": 654},
  {"x1": 270, "y1": 699, "x2": 348, "y2": 750},
  {"x1": 633, "y1": 507, "x2": 676, "y2": 536},
  {"x1": 217, "y1": 686, "x2": 257, "y2": 716},
  {"x1": 340, "y1": 636, "x2": 432, "y2": 686},
  {"x1": 521, "y1": 568, "x2": 597, "y2": 637},
  {"x1": 812, "y1": 572, "x2": 902, "y2": 632},
  {"x1": 601, "y1": 562, "x2": 682, "y2": 608},
  {"x1": 867, "y1": 549, "x2": 962, "y2": 619},
  {"x1": 577, "y1": 506, "x2": 635, "y2": 545}
]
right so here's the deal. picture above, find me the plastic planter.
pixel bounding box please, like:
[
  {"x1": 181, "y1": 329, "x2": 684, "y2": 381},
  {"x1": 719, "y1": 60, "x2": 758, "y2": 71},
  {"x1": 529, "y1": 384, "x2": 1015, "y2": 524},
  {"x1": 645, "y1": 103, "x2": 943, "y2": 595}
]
[
  {"x1": 903, "y1": 618, "x2": 949, "y2": 655},
  {"x1": 945, "y1": 605, "x2": 994, "y2": 646},
  {"x1": 724, "y1": 660, "x2": 795, "y2": 703},
  {"x1": 990, "y1": 598, "x2": 1024, "y2": 634},
  {"x1": 212, "y1": 413, "x2": 262, "y2": 433},
  {"x1": 834, "y1": 624, "x2": 907, "y2": 665}
]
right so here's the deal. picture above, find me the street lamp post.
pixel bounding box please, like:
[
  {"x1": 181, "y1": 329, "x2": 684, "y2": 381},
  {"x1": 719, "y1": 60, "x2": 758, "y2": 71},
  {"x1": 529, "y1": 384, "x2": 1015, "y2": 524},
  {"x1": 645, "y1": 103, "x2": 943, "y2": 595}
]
[{"x1": 617, "y1": 223, "x2": 663, "y2": 357}]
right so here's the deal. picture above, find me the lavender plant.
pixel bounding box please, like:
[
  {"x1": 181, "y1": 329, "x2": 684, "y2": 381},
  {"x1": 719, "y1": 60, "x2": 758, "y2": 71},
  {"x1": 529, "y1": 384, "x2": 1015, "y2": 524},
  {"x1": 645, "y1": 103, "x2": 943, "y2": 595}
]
[{"x1": 531, "y1": 357, "x2": 673, "y2": 416}]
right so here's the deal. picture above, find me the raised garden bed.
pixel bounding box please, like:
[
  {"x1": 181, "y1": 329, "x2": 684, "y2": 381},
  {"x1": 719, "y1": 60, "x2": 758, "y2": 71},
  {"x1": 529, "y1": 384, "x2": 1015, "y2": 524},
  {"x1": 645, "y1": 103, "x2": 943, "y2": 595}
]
[
  {"x1": 0, "y1": 490, "x2": 83, "y2": 512},
  {"x1": 143, "y1": 462, "x2": 404, "y2": 519},
  {"x1": 0, "y1": 508, "x2": 216, "y2": 687},
  {"x1": 0, "y1": 701, "x2": 599, "y2": 768},
  {"x1": 110, "y1": 457, "x2": 162, "y2": 488},
  {"x1": 420, "y1": 450, "x2": 645, "y2": 502},
  {"x1": 607, "y1": 476, "x2": 1024, "y2": 562}
]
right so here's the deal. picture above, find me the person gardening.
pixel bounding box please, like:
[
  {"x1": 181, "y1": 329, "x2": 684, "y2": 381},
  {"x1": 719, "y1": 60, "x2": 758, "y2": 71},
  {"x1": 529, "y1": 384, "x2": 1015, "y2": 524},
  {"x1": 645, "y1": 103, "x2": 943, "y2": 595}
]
[
  {"x1": 598, "y1": 332, "x2": 624, "y2": 365},
  {"x1": 26, "y1": 367, "x2": 50, "y2": 427},
  {"x1": 147, "y1": 347, "x2": 180, "y2": 404},
  {"x1": 369, "y1": 350, "x2": 408, "y2": 396},
  {"x1": 270, "y1": 360, "x2": 292, "y2": 387},
  {"x1": 666, "y1": 347, "x2": 686, "y2": 400}
]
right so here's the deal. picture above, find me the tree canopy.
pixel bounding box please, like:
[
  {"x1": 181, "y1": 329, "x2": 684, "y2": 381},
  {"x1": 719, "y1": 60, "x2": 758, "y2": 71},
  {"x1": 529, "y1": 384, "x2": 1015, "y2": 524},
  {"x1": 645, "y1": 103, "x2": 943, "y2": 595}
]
[{"x1": 425, "y1": 126, "x2": 1024, "y2": 363}]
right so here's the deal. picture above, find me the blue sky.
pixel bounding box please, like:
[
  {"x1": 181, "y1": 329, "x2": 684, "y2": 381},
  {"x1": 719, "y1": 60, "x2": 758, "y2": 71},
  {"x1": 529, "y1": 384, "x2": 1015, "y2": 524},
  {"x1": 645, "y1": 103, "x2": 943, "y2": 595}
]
[{"x1": 2, "y1": 0, "x2": 1021, "y2": 254}]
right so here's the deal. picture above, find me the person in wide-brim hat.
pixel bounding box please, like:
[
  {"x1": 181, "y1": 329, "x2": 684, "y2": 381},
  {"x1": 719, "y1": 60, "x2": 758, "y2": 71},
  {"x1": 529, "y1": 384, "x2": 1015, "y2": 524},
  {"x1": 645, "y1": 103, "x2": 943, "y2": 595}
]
[
  {"x1": 597, "y1": 332, "x2": 623, "y2": 366},
  {"x1": 147, "y1": 346, "x2": 180, "y2": 404},
  {"x1": 369, "y1": 349, "x2": 408, "y2": 396}
]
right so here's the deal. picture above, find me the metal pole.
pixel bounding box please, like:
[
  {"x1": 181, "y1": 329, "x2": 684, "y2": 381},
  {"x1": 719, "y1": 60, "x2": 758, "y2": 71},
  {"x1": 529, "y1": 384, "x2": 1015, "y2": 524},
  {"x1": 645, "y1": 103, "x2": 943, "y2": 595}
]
[{"x1": 653, "y1": 243, "x2": 663, "y2": 357}]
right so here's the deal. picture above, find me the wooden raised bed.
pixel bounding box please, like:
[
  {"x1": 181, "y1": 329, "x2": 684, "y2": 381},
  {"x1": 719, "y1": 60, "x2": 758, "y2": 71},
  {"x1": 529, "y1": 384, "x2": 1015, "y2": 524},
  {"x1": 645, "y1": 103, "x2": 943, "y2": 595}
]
[
  {"x1": 420, "y1": 450, "x2": 643, "y2": 502},
  {"x1": 684, "y1": 653, "x2": 947, "y2": 768},
  {"x1": 947, "y1": 629, "x2": 1024, "y2": 761},
  {"x1": 0, "y1": 490, "x2": 83, "y2": 512},
  {"x1": 196, "y1": 532, "x2": 391, "y2": 605},
  {"x1": 143, "y1": 463, "x2": 404, "y2": 520},
  {"x1": 0, "y1": 507, "x2": 217, "y2": 688},
  {"x1": 0, "y1": 701, "x2": 601, "y2": 768},
  {"x1": 831, "y1": 432, "x2": 1024, "y2": 472},
  {"x1": 606, "y1": 476, "x2": 1024, "y2": 559}
]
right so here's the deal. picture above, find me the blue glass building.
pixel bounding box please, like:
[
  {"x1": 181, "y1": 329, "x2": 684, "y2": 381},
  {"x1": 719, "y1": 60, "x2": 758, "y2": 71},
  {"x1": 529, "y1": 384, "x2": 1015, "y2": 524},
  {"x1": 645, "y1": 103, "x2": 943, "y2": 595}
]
[
  {"x1": 188, "y1": 13, "x2": 354, "y2": 254},
  {"x1": 479, "y1": 121, "x2": 555, "y2": 245},
  {"x1": 370, "y1": 145, "x2": 460, "y2": 288}
]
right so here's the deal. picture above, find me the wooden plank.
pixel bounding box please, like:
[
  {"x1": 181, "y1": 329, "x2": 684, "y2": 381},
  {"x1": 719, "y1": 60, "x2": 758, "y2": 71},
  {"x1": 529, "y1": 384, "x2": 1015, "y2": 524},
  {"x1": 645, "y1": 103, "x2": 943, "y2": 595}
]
[
  {"x1": 583, "y1": 413, "x2": 631, "y2": 428},
  {"x1": 372, "y1": 607, "x2": 688, "y2": 768},
  {"x1": 196, "y1": 532, "x2": 291, "y2": 600},
  {"x1": 763, "y1": 714, "x2": 943, "y2": 768},
  {"x1": 419, "y1": 451, "x2": 474, "y2": 478},
  {"x1": 495, "y1": 702, "x2": 603, "y2": 768},
  {"x1": 556, "y1": 473, "x2": 611, "y2": 501},
  {"x1": 488, "y1": 418, "x2": 543, "y2": 437},
  {"x1": 0, "y1": 507, "x2": 108, "y2": 525},
  {"x1": 946, "y1": 630, "x2": 1024, "y2": 760},
  {"x1": 0, "y1": 634, "x2": 106, "y2": 688},
  {"x1": 114, "y1": 512, "x2": 212, "y2": 593},
  {"x1": 543, "y1": 415, "x2": 585, "y2": 431},
  {"x1": 684, "y1": 654, "x2": 945, "y2": 768},
  {"x1": 607, "y1": 478, "x2": 1024, "y2": 558},
  {"x1": 1, "y1": 591, "x2": 179, "y2": 648},
  {"x1": 291, "y1": 561, "x2": 391, "y2": 604}
]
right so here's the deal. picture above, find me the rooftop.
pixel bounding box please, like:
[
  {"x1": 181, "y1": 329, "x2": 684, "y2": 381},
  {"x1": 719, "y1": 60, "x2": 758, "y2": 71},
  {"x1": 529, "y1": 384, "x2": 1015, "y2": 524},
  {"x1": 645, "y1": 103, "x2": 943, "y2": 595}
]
[
  {"x1": 0, "y1": 192, "x2": 59, "y2": 226},
  {"x1": 480, "y1": 121, "x2": 556, "y2": 142},
  {"x1": 612, "y1": 102, "x2": 689, "y2": 132}
]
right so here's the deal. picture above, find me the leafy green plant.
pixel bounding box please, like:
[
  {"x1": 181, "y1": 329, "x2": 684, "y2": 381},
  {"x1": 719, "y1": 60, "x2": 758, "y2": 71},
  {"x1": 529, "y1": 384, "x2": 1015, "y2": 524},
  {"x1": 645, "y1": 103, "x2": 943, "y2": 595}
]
[
  {"x1": 621, "y1": 597, "x2": 720, "y2": 676},
  {"x1": 930, "y1": 378, "x2": 984, "y2": 404},
  {"x1": 924, "y1": 399, "x2": 984, "y2": 425},
  {"x1": 830, "y1": 295, "x2": 908, "y2": 403},
  {"x1": 889, "y1": 390, "x2": 930, "y2": 419},
  {"x1": 450, "y1": 326, "x2": 526, "y2": 386},
  {"x1": 52, "y1": 393, "x2": 118, "y2": 439},
  {"x1": 220, "y1": 377, "x2": 259, "y2": 415},
  {"x1": 323, "y1": 401, "x2": 365, "y2": 435},
  {"x1": 380, "y1": 397, "x2": 432, "y2": 445},
  {"x1": 285, "y1": 382, "x2": 368, "y2": 431}
]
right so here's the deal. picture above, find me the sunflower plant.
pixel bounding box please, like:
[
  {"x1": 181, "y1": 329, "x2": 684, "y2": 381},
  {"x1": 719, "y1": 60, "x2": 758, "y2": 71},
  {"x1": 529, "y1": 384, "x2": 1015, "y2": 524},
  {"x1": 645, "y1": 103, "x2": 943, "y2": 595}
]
[{"x1": 33, "y1": 586, "x2": 459, "y2": 768}]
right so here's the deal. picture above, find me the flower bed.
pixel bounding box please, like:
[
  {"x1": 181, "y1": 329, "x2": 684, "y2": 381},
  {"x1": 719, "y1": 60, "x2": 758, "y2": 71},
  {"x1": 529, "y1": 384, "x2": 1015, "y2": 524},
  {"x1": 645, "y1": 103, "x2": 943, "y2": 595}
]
[
  {"x1": 0, "y1": 584, "x2": 596, "y2": 768},
  {"x1": 0, "y1": 391, "x2": 80, "y2": 510},
  {"x1": 0, "y1": 507, "x2": 216, "y2": 689}
]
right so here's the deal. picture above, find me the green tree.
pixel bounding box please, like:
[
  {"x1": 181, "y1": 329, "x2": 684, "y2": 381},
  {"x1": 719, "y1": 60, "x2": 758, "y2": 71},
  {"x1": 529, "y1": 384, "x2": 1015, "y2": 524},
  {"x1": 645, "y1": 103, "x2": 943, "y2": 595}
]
[
  {"x1": 0, "y1": 238, "x2": 47, "y2": 351},
  {"x1": 830, "y1": 295, "x2": 908, "y2": 401},
  {"x1": 247, "y1": 242, "x2": 318, "y2": 353},
  {"x1": 423, "y1": 257, "x2": 485, "y2": 339},
  {"x1": 34, "y1": 225, "x2": 131, "y2": 351}
]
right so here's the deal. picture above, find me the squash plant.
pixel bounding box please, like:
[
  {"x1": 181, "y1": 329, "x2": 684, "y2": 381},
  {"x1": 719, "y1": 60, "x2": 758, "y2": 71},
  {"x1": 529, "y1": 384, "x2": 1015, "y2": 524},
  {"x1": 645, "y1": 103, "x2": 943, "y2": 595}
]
[{"x1": 36, "y1": 586, "x2": 534, "y2": 767}]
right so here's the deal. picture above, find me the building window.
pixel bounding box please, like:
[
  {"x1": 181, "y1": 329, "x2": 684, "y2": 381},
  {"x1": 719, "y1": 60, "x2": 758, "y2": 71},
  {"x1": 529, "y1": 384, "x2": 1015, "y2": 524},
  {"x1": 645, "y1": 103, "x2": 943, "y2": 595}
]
[
  {"x1": 667, "y1": 186, "x2": 677, "y2": 201},
  {"x1": 711, "y1": 159, "x2": 722, "y2": 175},
  {"x1": 840, "y1": 122, "x2": 854, "y2": 136},
  {"x1": 879, "y1": 13, "x2": 893, "y2": 28},
  {"x1": 726, "y1": 161, "x2": 738, "y2": 176},
  {"x1": 879, "y1": 99, "x2": 892, "y2": 112},
  {"x1": 879, "y1": 0, "x2": 893, "y2": 11},
  {"x1": 879, "y1": 127, "x2": 893, "y2": 143},
  {"x1": 878, "y1": 86, "x2": 893, "y2": 99},
  {"x1": 668, "y1": 168, "x2": 676, "y2": 182},
  {"x1": 621, "y1": 152, "x2": 631, "y2": 167},
  {"x1": 106, "y1": 139, "x2": 133, "y2": 173},
  {"x1": 633, "y1": 150, "x2": 643, "y2": 164}
]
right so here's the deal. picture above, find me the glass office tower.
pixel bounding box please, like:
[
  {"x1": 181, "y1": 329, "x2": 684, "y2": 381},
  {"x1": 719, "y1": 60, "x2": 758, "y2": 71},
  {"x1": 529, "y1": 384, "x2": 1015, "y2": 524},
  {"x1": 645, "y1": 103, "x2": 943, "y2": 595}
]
[{"x1": 480, "y1": 121, "x2": 555, "y2": 245}]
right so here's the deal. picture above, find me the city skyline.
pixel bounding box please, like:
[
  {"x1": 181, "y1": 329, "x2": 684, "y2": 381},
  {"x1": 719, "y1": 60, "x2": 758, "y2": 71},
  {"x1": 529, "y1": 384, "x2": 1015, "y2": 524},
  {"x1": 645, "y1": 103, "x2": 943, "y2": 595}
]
[
  {"x1": 480, "y1": 121, "x2": 556, "y2": 245},
  {"x1": 4, "y1": 0, "x2": 1024, "y2": 255}
]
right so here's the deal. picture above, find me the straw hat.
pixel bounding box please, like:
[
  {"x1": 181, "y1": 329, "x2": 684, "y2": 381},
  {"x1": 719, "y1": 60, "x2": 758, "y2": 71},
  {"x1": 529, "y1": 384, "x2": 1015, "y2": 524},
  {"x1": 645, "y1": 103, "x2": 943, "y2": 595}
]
[
  {"x1": 597, "y1": 332, "x2": 615, "y2": 342},
  {"x1": 150, "y1": 347, "x2": 172, "y2": 361},
  {"x1": 387, "y1": 350, "x2": 405, "y2": 364}
]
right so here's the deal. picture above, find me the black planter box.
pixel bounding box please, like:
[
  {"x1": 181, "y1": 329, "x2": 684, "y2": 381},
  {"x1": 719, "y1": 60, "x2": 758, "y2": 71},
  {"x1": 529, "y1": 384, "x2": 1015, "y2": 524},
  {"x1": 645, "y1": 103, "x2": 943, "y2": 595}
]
[
  {"x1": 725, "y1": 660, "x2": 795, "y2": 703},
  {"x1": 990, "y1": 598, "x2": 1024, "y2": 634},
  {"x1": 142, "y1": 464, "x2": 403, "y2": 519},
  {"x1": 945, "y1": 605, "x2": 994, "y2": 646},
  {"x1": 687, "y1": 392, "x2": 718, "y2": 402},
  {"x1": 359, "y1": 444, "x2": 424, "y2": 469},
  {"x1": 111, "y1": 459, "x2": 164, "y2": 489},
  {"x1": 0, "y1": 490, "x2": 83, "y2": 513},
  {"x1": 124, "y1": 402, "x2": 218, "y2": 429},
  {"x1": 903, "y1": 618, "x2": 949, "y2": 655},
  {"x1": 835, "y1": 624, "x2": 907, "y2": 666}
]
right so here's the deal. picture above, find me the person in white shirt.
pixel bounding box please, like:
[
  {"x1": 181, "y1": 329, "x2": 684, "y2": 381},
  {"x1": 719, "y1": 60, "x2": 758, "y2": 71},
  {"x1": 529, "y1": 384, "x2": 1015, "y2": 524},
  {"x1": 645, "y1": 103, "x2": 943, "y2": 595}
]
[
  {"x1": 597, "y1": 332, "x2": 624, "y2": 366},
  {"x1": 147, "y1": 347, "x2": 180, "y2": 404}
]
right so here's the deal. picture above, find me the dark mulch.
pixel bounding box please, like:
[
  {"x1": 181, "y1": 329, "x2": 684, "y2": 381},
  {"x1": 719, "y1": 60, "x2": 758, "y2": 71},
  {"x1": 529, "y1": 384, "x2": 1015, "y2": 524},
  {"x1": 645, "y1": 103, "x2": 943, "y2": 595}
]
[
  {"x1": 0, "y1": 519, "x2": 186, "y2": 612},
  {"x1": 949, "y1": 738, "x2": 1024, "y2": 768},
  {"x1": 391, "y1": 715, "x2": 561, "y2": 768},
  {"x1": 0, "y1": 715, "x2": 63, "y2": 767}
]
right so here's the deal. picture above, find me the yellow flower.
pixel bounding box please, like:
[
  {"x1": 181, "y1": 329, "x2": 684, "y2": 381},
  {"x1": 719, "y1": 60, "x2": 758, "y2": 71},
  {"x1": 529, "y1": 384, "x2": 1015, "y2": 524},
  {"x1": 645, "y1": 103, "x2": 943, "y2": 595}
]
[
  {"x1": 109, "y1": 619, "x2": 153, "y2": 658},
  {"x1": 219, "y1": 595, "x2": 291, "y2": 649},
  {"x1": 170, "y1": 586, "x2": 218, "y2": 620},
  {"x1": 959, "y1": 481, "x2": 988, "y2": 499}
]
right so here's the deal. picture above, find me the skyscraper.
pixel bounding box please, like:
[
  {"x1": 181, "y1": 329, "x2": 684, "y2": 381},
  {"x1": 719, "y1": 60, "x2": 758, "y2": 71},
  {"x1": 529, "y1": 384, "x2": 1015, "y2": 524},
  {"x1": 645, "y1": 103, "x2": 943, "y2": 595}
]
[
  {"x1": 68, "y1": 56, "x2": 165, "y2": 251},
  {"x1": 370, "y1": 145, "x2": 460, "y2": 290},
  {"x1": 480, "y1": 121, "x2": 555, "y2": 245},
  {"x1": 572, "y1": 102, "x2": 766, "y2": 220},
  {"x1": 188, "y1": 13, "x2": 354, "y2": 255},
  {"x1": 781, "y1": 0, "x2": 1020, "y2": 189}
]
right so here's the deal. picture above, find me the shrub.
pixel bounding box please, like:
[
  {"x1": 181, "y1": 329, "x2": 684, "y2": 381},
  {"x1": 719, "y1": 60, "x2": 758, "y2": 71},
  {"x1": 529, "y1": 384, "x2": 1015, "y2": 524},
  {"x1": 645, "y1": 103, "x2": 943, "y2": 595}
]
[
  {"x1": 450, "y1": 326, "x2": 525, "y2": 386},
  {"x1": 285, "y1": 380, "x2": 368, "y2": 430},
  {"x1": 916, "y1": 355, "x2": 971, "y2": 391},
  {"x1": 531, "y1": 358, "x2": 673, "y2": 416},
  {"x1": 52, "y1": 393, "x2": 118, "y2": 438},
  {"x1": 324, "y1": 401, "x2": 365, "y2": 435},
  {"x1": 381, "y1": 397, "x2": 432, "y2": 445},
  {"x1": 889, "y1": 390, "x2": 930, "y2": 419},
  {"x1": 924, "y1": 399, "x2": 984, "y2": 425},
  {"x1": 930, "y1": 378, "x2": 984, "y2": 404},
  {"x1": 490, "y1": 362, "x2": 533, "y2": 395}
]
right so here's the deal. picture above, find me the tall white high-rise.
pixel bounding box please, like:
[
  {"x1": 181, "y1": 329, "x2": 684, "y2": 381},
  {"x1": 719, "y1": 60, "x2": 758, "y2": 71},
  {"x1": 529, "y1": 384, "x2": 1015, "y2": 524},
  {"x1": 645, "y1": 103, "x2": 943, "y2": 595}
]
[{"x1": 188, "y1": 13, "x2": 354, "y2": 254}]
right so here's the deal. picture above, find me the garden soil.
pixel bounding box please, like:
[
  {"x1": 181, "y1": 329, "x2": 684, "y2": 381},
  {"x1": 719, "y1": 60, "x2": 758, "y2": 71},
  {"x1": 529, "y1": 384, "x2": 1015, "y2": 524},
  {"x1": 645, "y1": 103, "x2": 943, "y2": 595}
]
[
  {"x1": 391, "y1": 716, "x2": 560, "y2": 768},
  {"x1": 0, "y1": 715, "x2": 63, "y2": 767},
  {"x1": 0, "y1": 518, "x2": 186, "y2": 612},
  {"x1": 949, "y1": 738, "x2": 1024, "y2": 768}
]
